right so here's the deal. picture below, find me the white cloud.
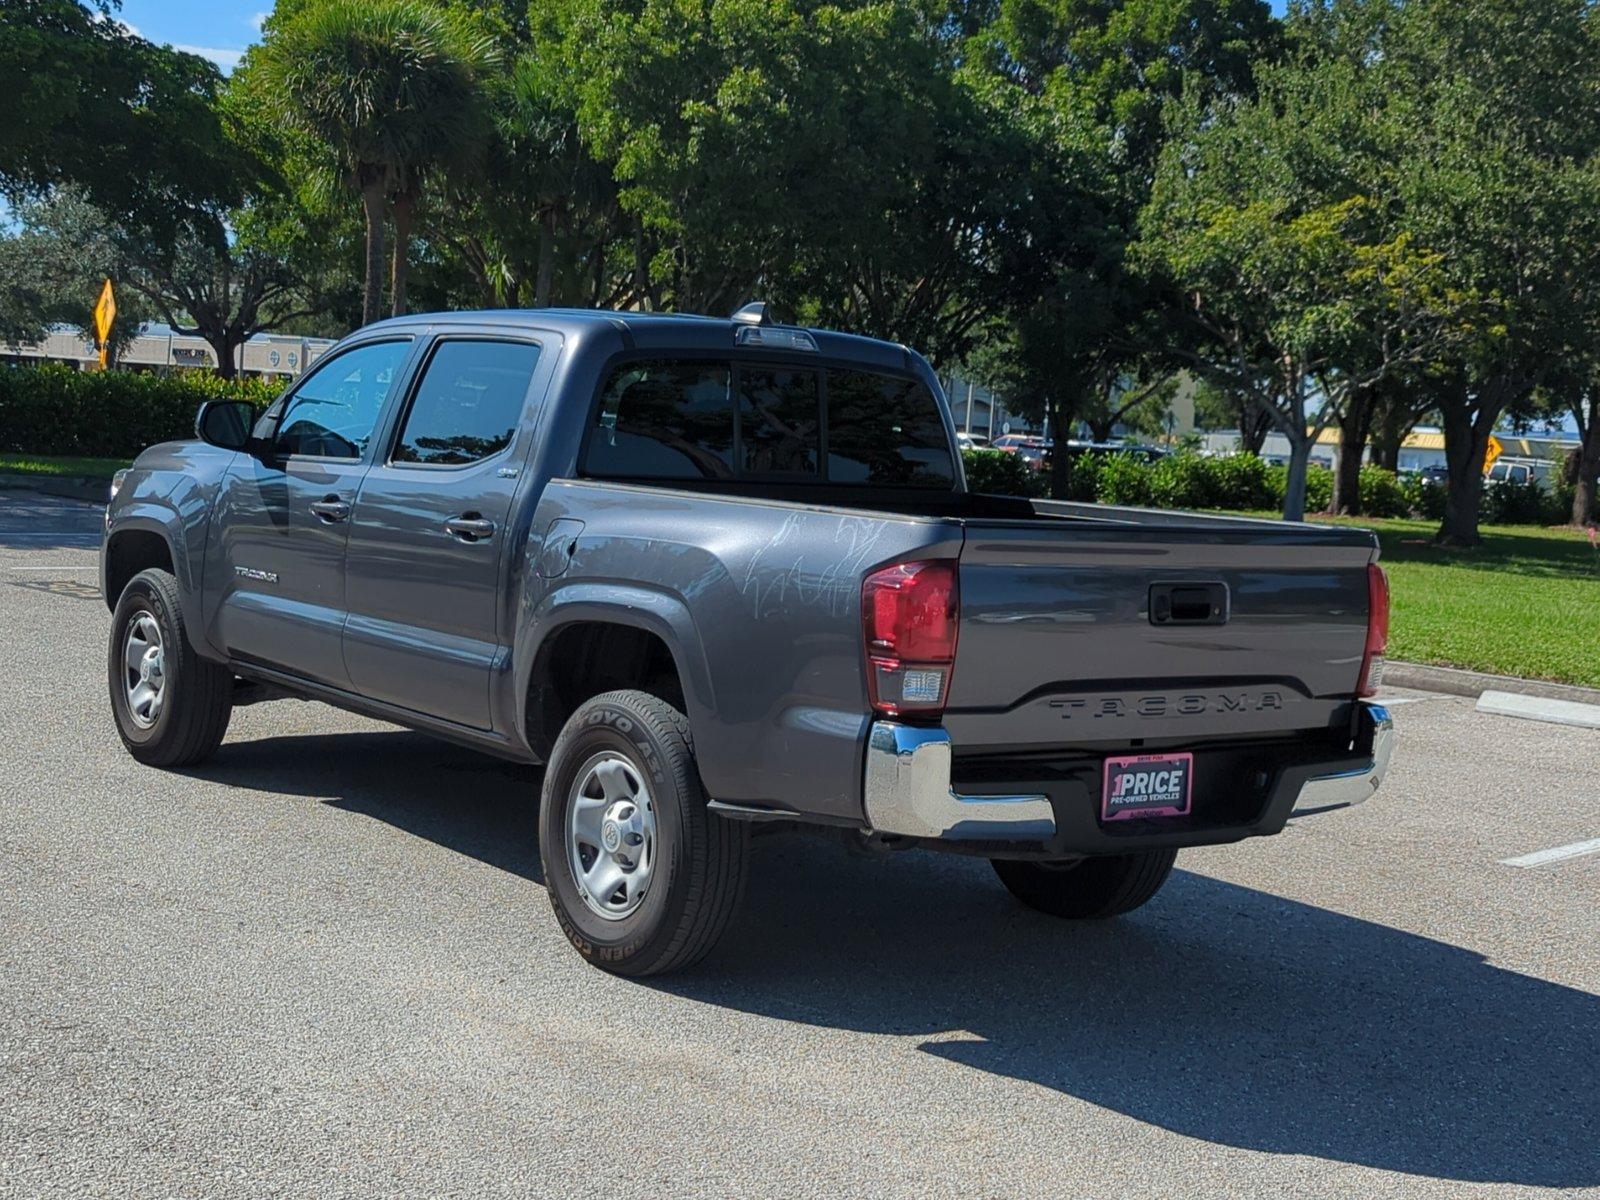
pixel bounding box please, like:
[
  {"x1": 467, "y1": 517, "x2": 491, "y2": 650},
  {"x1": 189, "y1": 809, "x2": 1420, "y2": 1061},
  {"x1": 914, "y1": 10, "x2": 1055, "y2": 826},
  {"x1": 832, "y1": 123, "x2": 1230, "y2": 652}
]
[
  {"x1": 251, "y1": 11, "x2": 270, "y2": 32},
  {"x1": 173, "y1": 44, "x2": 244, "y2": 72}
]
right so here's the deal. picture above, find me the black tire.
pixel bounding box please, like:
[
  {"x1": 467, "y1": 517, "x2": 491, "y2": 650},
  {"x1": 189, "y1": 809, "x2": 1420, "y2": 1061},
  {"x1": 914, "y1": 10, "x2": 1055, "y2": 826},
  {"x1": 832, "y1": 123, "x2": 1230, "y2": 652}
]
[
  {"x1": 539, "y1": 689, "x2": 748, "y2": 977},
  {"x1": 108, "y1": 567, "x2": 233, "y2": 767},
  {"x1": 991, "y1": 849, "x2": 1177, "y2": 919}
]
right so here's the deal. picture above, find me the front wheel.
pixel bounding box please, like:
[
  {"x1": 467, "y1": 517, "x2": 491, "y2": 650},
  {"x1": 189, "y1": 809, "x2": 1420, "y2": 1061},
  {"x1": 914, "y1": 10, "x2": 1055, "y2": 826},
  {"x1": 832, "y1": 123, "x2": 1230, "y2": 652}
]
[
  {"x1": 539, "y1": 689, "x2": 748, "y2": 976},
  {"x1": 108, "y1": 567, "x2": 233, "y2": 767},
  {"x1": 991, "y1": 850, "x2": 1176, "y2": 919}
]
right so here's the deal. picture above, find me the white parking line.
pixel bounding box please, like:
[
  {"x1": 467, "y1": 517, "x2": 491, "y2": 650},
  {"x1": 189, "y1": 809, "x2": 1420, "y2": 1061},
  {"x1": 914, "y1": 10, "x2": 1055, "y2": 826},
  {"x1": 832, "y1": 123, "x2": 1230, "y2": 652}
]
[{"x1": 1500, "y1": 837, "x2": 1600, "y2": 868}]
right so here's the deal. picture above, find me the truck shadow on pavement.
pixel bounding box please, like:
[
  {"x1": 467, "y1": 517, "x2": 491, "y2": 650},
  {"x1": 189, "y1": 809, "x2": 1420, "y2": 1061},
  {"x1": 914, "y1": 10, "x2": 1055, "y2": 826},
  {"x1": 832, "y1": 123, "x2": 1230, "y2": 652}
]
[
  {"x1": 191, "y1": 730, "x2": 1595, "y2": 1188},
  {"x1": 191, "y1": 729, "x2": 546, "y2": 883},
  {"x1": 676, "y1": 837, "x2": 1599, "y2": 1189}
]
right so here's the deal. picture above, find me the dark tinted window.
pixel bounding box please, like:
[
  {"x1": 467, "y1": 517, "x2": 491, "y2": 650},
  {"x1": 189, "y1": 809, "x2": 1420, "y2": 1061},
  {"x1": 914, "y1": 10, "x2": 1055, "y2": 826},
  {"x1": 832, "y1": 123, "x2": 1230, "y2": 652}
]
[
  {"x1": 739, "y1": 367, "x2": 819, "y2": 476},
  {"x1": 276, "y1": 340, "x2": 409, "y2": 459},
  {"x1": 826, "y1": 370, "x2": 955, "y2": 487},
  {"x1": 585, "y1": 361, "x2": 734, "y2": 479},
  {"x1": 393, "y1": 340, "x2": 541, "y2": 466}
]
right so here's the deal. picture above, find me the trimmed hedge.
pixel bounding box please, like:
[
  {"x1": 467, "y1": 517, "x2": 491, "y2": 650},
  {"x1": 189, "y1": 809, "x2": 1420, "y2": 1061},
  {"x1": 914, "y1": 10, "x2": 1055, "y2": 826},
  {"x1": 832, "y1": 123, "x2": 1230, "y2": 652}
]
[
  {"x1": 961, "y1": 447, "x2": 1569, "y2": 526},
  {"x1": 961, "y1": 447, "x2": 1049, "y2": 498},
  {"x1": 0, "y1": 364, "x2": 278, "y2": 458}
]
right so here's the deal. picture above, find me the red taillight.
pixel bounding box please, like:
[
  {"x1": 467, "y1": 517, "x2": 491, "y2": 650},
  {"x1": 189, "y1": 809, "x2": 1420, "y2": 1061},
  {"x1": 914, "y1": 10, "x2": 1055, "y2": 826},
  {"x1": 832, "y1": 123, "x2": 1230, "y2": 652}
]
[
  {"x1": 1357, "y1": 563, "x2": 1390, "y2": 697},
  {"x1": 862, "y1": 559, "x2": 959, "y2": 717}
]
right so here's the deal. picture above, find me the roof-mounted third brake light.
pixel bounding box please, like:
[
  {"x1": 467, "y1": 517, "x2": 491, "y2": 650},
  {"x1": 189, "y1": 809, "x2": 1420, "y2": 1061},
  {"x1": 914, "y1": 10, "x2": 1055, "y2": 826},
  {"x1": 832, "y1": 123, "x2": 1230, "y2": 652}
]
[{"x1": 730, "y1": 300, "x2": 817, "y2": 351}]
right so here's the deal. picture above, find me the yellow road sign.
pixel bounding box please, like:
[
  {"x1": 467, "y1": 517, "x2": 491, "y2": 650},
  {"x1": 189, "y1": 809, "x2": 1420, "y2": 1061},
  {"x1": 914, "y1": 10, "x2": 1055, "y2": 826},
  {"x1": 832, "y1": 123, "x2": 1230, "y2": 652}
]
[
  {"x1": 93, "y1": 278, "x2": 116, "y2": 368},
  {"x1": 1483, "y1": 434, "x2": 1503, "y2": 475}
]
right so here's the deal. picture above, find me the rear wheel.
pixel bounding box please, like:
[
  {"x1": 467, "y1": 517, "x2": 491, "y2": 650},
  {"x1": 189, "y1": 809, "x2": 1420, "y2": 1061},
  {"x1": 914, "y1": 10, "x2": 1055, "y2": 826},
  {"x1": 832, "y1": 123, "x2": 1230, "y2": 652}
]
[
  {"x1": 108, "y1": 567, "x2": 233, "y2": 767},
  {"x1": 991, "y1": 850, "x2": 1176, "y2": 919},
  {"x1": 539, "y1": 689, "x2": 748, "y2": 976}
]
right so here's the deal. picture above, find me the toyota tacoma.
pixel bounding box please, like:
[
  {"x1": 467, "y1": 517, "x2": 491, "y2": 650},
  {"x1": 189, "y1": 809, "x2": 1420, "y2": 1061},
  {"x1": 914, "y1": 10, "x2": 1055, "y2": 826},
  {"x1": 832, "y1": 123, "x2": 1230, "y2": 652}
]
[{"x1": 101, "y1": 304, "x2": 1394, "y2": 975}]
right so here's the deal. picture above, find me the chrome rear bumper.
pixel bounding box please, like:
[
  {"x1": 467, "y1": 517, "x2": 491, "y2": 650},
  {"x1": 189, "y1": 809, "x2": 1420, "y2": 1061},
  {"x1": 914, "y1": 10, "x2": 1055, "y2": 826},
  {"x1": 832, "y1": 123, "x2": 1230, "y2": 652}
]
[
  {"x1": 862, "y1": 702, "x2": 1395, "y2": 842},
  {"x1": 1290, "y1": 703, "x2": 1394, "y2": 814},
  {"x1": 862, "y1": 722, "x2": 1055, "y2": 840}
]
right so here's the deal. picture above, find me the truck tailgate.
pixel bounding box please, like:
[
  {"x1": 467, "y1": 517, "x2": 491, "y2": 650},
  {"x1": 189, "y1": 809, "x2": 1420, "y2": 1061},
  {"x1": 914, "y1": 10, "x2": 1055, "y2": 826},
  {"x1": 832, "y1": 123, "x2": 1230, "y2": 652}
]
[{"x1": 943, "y1": 517, "x2": 1378, "y2": 751}]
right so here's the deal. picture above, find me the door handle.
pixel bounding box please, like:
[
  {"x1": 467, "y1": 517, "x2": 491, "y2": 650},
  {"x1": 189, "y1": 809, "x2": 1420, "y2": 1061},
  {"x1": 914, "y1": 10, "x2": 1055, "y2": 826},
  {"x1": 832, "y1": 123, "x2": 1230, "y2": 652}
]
[
  {"x1": 309, "y1": 497, "x2": 350, "y2": 524},
  {"x1": 445, "y1": 515, "x2": 496, "y2": 542}
]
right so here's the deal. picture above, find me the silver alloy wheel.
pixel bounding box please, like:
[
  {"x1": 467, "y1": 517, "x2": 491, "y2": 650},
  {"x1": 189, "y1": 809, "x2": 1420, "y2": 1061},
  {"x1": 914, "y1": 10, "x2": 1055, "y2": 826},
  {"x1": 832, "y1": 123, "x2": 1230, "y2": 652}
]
[
  {"x1": 566, "y1": 751, "x2": 656, "y2": 921},
  {"x1": 122, "y1": 610, "x2": 167, "y2": 729}
]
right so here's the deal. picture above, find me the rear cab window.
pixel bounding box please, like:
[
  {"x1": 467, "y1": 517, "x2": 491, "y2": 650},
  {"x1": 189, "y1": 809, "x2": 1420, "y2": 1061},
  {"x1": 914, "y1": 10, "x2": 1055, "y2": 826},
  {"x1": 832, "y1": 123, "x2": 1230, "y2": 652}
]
[{"x1": 582, "y1": 356, "x2": 955, "y2": 489}]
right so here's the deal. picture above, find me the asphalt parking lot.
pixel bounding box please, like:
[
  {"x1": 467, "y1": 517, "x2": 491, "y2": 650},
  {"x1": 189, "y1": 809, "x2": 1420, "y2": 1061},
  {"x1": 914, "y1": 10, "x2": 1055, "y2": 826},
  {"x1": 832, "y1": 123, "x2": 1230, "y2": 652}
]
[{"x1": 2, "y1": 490, "x2": 1597, "y2": 1199}]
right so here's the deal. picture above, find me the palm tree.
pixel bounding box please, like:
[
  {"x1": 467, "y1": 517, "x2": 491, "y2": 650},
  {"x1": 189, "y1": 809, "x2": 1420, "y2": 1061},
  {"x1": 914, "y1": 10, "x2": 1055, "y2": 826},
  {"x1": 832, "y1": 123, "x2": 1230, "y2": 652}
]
[{"x1": 256, "y1": 0, "x2": 495, "y2": 324}]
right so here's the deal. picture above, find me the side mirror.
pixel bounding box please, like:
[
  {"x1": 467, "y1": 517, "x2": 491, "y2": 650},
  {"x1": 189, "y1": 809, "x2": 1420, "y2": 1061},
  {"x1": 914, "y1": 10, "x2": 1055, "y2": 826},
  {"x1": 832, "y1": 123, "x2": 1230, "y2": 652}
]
[{"x1": 195, "y1": 400, "x2": 257, "y2": 452}]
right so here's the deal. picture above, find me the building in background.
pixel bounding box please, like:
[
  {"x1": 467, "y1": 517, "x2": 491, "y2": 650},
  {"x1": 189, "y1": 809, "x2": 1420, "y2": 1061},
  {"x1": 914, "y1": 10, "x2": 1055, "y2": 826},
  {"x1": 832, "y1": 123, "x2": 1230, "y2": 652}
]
[
  {"x1": 0, "y1": 323, "x2": 335, "y2": 381},
  {"x1": 941, "y1": 372, "x2": 1199, "y2": 444},
  {"x1": 942, "y1": 373, "x2": 1027, "y2": 440}
]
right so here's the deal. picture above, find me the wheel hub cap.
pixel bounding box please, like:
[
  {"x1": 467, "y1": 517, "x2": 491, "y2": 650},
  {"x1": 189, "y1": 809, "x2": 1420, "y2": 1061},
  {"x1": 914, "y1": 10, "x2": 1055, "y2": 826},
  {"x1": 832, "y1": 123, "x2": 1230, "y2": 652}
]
[
  {"x1": 122, "y1": 611, "x2": 166, "y2": 729},
  {"x1": 566, "y1": 753, "x2": 656, "y2": 921}
]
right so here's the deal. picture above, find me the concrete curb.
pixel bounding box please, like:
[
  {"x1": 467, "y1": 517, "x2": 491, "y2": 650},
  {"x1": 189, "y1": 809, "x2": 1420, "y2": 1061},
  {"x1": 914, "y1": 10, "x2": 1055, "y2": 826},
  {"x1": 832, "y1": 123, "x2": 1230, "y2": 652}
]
[
  {"x1": 1385, "y1": 660, "x2": 1600, "y2": 708},
  {"x1": 0, "y1": 474, "x2": 110, "y2": 503},
  {"x1": 1477, "y1": 690, "x2": 1600, "y2": 730}
]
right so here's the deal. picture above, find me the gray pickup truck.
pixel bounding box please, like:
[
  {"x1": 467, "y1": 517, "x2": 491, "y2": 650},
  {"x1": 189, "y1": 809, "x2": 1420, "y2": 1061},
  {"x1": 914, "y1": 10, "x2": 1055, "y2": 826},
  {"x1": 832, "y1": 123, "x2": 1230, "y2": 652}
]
[{"x1": 101, "y1": 305, "x2": 1394, "y2": 975}]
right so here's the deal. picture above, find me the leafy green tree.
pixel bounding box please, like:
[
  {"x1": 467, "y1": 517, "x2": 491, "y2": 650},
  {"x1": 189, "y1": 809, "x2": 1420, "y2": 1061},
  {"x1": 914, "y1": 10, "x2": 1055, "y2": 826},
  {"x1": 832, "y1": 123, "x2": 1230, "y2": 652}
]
[
  {"x1": 254, "y1": 0, "x2": 497, "y2": 324},
  {"x1": 532, "y1": 0, "x2": 1048, "y2": 362},
  {"x1": 966, "y1": 0, "x2": 1280, "y2": 497},
  {"x1": 1192, "y1": 377, "x2": 1273, "y2": 453},
  {"x1": 1080, "y1": 372, "x2": 1179, "y2": 443},
  {"x1": 1139, "y1": 30, "x2": 1481, "y2": 521},
  {"x1": 1379, "y1": 0, "x2": 1600, "y2": 544},
  {"x1": 0, "y1": 1, "x2": 245, "y2": 241},
  {"x1": 0, "y1": 188, "x2": 149, "y2": 360},
  {"x1": 118, "y1": 218, "x2": 326, "y2": 380},
  {"x1": 418, "y1": 47, "x2": 632, "y2": 311}
]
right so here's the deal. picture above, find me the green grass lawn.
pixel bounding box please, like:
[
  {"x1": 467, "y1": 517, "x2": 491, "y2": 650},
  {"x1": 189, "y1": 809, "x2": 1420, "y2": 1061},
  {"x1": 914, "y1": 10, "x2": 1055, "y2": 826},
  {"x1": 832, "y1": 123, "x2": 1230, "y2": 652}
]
[
  {"x1": 1301, "y1": 516, "x2": 1600, "y2": 688},
  {"x1": 0, "y1": 453, "x2": 130, "y2": 479}
]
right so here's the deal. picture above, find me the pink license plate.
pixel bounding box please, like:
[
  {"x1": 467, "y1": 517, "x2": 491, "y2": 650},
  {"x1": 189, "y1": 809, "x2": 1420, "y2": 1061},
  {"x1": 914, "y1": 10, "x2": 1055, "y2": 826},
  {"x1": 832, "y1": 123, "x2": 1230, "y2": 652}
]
[{"x1": 1102, "y1": 752, "x2": 1194, "y2": 821}]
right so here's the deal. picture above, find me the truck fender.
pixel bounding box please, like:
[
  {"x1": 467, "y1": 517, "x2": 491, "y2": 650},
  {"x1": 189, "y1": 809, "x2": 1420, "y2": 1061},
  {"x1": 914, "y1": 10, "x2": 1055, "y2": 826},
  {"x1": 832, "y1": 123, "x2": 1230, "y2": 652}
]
[
  {"x1": 514, "y1": 580, "x2": 717, "y2": 745},
  {"x1": 103, "y1": 511, "x2": 188, "y2": 614}
]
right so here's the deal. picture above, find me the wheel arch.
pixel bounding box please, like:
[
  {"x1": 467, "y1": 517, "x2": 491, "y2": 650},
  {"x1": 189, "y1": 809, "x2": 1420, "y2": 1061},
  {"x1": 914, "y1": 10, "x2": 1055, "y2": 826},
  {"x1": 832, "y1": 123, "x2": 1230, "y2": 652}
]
[
  {"x1": 517, "y1": 584, "x2": 715, "y2": 763},
  {"x1": 103, "y1": 518, "x2": 180, "y2": 612}
]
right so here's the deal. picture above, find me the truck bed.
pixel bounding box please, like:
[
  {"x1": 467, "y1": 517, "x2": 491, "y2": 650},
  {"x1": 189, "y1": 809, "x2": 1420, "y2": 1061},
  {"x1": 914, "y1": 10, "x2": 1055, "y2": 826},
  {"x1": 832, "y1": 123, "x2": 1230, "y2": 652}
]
[{"x1": 615, "y1": 477, "x2": 1377, "y2": 746}]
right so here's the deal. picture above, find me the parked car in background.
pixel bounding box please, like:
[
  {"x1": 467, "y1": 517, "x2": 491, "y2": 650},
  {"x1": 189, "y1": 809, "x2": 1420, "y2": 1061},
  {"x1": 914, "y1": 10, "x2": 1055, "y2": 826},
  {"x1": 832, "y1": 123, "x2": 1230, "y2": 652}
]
[
  {"x1": 1487, "y1": 458, "x2": 1546, "y2": 486},
  {"x1": 991, "y1": 434, "x2": 1049, "y2": 452},
  {"x1": 1063, "y1": 440, "x2": 1170, "y2": 465},
  {"x1": 955, "y1": 431, "x2": 989, "y2": 450}
]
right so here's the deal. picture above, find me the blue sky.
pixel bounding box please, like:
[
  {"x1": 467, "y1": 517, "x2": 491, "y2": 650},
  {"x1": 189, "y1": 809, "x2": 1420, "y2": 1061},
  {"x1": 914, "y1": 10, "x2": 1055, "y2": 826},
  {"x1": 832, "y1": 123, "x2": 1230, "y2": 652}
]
[{"x1": 116, "y1": 0, "x2": 268, "y2": 73}]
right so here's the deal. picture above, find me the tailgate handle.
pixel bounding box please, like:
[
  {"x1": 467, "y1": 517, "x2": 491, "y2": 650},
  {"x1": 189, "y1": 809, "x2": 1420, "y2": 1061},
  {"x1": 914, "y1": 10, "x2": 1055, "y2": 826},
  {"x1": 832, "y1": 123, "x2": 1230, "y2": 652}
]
[{"x1": 1150, "y1": 582, "x2": 1228, "y2": 626}]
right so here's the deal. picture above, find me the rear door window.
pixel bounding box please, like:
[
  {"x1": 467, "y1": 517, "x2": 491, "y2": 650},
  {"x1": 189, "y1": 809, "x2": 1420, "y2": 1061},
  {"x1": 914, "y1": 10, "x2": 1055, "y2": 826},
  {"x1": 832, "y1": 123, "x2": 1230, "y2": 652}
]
[
  {"x1": 826, "y1": 370, "x2": 955, "y2": 487},
  {"x1": 392, "y1": 340, "x2": 541, "y2": 466},
  {"x1": 585, "y1": 360, "x2": 735, "y2": 479}
]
